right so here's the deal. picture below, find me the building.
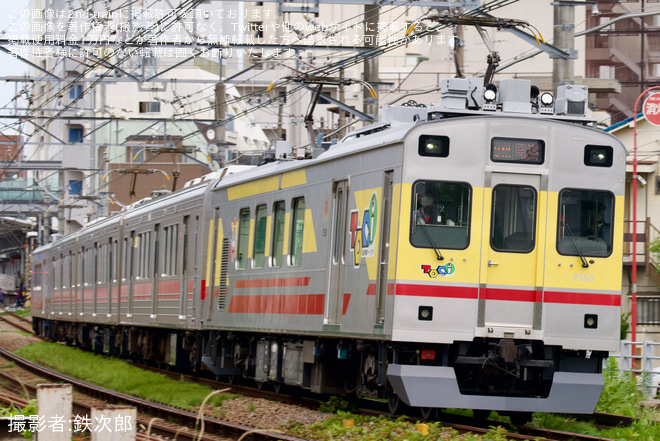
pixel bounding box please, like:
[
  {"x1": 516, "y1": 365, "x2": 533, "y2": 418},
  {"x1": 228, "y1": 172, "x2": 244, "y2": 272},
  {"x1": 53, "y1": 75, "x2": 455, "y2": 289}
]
[
  {"x1": 587, "y1": 0, "x2": 660, "y2": 123},
  {"x1": 606, "y1": 114, "x2": 660, "y2": 342}
]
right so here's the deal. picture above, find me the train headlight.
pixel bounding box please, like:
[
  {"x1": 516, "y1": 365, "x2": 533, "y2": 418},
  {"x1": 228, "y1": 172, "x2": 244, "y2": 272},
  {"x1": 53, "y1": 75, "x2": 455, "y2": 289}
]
[
  {"x1": 418, "y1": 306, "x2": 433, "y2": 321},
  {"x1": 540, "y1": 92, "x2": 554, "y2": 106},
  {"x1": 418, "y1": 135, "x2": 450, "y2": 157},
  {"x1": 584, "y1": 314, "x2": 598, "y2": 329},
  {"x1": 539, "y1": 92, "x2": 554, "y2": 114},
  {"x1": 584, "y1": 145, "x2": 613, "y2": 167},
  {"x1": 483, "y1": 83, "x2": 497, "y2": 102}
]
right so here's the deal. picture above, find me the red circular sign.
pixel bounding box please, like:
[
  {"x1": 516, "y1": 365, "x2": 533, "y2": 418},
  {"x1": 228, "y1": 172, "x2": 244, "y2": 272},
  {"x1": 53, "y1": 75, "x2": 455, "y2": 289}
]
[{"x1": 643, "y1": 93, "x2": 660, "y2": 126}]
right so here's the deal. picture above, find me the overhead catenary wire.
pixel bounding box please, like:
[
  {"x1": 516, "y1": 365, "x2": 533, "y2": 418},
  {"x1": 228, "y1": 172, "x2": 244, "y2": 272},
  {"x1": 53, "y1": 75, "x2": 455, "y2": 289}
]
[{"x1": 0, "y1": 0, "x2": 523, "y2": 215}]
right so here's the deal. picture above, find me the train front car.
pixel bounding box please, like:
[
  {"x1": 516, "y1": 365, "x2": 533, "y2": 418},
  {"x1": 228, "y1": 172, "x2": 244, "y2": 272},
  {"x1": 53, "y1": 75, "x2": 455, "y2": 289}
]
[{"x1": 387, "y1": 78, "x2": 625, "y2": 419}]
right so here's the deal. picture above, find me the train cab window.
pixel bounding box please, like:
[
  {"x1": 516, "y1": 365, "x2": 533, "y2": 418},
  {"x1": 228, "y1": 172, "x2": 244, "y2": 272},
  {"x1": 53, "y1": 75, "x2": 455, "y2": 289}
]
[
  {"x1": 411, "y1": 181, "x2": 471, "y2": 249},
  {"x1": 271, "y1": 201, "x2": 285, "y2": 268},
  {"x1": 490, "y1": 185, "x2": 536, "y2": 253},
  {"x1": 290, "y1": 198, "x2": 305, "y2": 266},
  {"x1": 253, "y1": 205, "x2": 267, "y2": 268},
  {"x1": 237, "y1": 208, "x2": 250, "y2": 269},
  {"x1": 557, "y1": 189, "x2": 614, "y2": 257}
]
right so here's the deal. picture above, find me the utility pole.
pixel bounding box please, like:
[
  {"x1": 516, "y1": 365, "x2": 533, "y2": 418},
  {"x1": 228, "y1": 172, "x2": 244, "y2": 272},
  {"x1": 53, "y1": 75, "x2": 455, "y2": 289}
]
[
  {"x1": 552, "y1": 1, "x2": 578, "y2": 92},
  {"x1": 338, "y1": 68, "x2": 347, "y2": 138},
  {"x1": 214, "y1": 81, "x2": 227, "y2": 163},
  {"x1": 363, "y1": 5, "x2": 379, "y2": 122}
]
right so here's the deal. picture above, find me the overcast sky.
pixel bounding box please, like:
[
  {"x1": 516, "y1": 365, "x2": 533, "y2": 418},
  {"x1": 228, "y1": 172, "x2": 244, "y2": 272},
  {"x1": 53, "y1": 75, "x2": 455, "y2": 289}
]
[{"x1": 1, "y1": 0, "x2": 32, "y2": 135}]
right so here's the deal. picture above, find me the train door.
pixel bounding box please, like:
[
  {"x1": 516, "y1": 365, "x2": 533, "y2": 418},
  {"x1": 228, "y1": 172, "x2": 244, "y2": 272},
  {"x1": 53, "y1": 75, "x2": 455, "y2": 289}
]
[
  {"x1": 325, "y1": 180, "x2": 349, "y2": 324},
  {"x1": 127, "y1": 231, "x2": 135, "y2": 318},
  {"x1": 108, "y1": 238, "x2": 115, "y2": 318},
  {"x1": 179, "y1": 216, "x2": 189, "y2": 320},
  {"x1": 76, "y1": 250, "x2": 82, "y2": 316},
  {"x1": 206, "y1": 209, "x2": 218, "y2": 321},
  {"x1": 480, "y1": 172, "x2": 545, "y2": 330},
  {"x1": 93, "y1": 243, "x2": 98, "y2": 317},
  {"x1": 152, "y1": 224, "x2": 160, "y2": 320},
  {"x1": 66, "y1": 251, "x2": 73, "y2": 315},
  {"x1": 375, "y1": 171, "x2": 393, "y2": 324}
]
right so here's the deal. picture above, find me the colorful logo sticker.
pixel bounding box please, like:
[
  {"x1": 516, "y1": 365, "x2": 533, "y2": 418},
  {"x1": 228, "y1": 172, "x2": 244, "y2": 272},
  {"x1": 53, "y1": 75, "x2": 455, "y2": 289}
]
[
  {"x1": 421, "y1": 263, "x2": 456, "y2": 278},
  {"x1": 350, "y1": 191, "x2": 378, "y2": 268},
  {"x1": 230, "y1": 217, "x2": 238, "y2": 262}
]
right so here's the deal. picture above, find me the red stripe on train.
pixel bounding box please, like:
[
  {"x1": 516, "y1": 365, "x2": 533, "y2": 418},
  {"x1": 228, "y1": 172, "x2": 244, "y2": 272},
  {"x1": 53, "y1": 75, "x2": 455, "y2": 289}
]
[
  {"x1": 395, "y1": 284, "x2": 619, "y2": 306},
  {"x1": 228, "y1": 293, "x2": 325, "y2": 314},
  {"x1": 365, "y1": 283, "x2": 396, "y2": 296},
  {"x1": 234, "y1": 277, "x2": 311, "y2": 288},
  {"x1": 544, "y1": 291, "x2": 621, "y2": 306},
  {"x1": 396, "y1": 284, "x2": 479, "y2": 299}
]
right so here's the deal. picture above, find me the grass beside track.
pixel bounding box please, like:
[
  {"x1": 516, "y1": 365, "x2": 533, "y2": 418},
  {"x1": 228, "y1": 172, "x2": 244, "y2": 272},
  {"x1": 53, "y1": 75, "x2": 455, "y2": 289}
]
[{"x1": 14, "y1": 342, "x2": 235, "y2": 408}]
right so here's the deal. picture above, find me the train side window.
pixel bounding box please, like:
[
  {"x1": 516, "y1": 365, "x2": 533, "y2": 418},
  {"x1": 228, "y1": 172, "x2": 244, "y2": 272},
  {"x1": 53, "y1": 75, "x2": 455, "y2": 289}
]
[
  {"x1": 419, "y1": 135, "x2": 450, "y2": 157},
  {"x1": 584, "y1": 145, "x2": 613, "y2": 167},
  {"x1": 99, "y1": 243, "x2": 107, "y2": 284},
  {"x1": 253, "y1": 205, "x2": 267, "y2": 269},
  {"x1": 411, "y1": 181, "x2": 471, "y2": 249},
  {"x1": 290, "y1": 198, "x2": 305, "y2": 266},
  {"x1": 91, "y1": 246, "x2": 98, "y2": 284},
  {"x1": 135, "y1": 235, "x2": 142, "y2": 279},
  {"x1": 490, "y1": 185, "x2": 536, "y2": 253},
  {"x1": 237, "y1": 208, "x2": 251, "y2": 269},
  {"x1": 557, "y1": 189, "x2": 614, "y2": 257},
  {"x1": 112, "y1": 240, "x2": 118, "y2": 283},
  {"x1": 33, "y1": 263, "x2": 42, "y2": 291},
  {"x1": 83, "y1": 248, "x2": 89, "y2": 286},
  {"x1": 53, "y1": 258, "x2": 59, "y2": 291},
  {"x1": 122, "y1": 237, "x2": 129, "y2": 281},
  {"x1": 145, "y1": 232, "x2": 151, "y2": 278},
  {"x1": 76, "y1": 249, "x2": 85, "y2": 288},
  {"x1": 136, "y1": 232, "x2": 151, "y2": 279},
  {"x1": 163, "y1": 224, "x2": 179, "y2": 276},
  {"x1": 62, "y1": 254, "x2": 70, "y2": 289},
  {"x1": 271, "y1": 201, "x2": 285, "y2": 268},
  {"x1": 163, "y1": 227, "x2": 171, "y2": 277}
]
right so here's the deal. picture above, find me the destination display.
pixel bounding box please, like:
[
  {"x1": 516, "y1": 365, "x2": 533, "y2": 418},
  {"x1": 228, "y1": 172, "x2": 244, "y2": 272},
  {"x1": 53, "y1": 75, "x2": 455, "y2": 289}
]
[{"x1": 491, "y1": 137, "x2": 544, "y2": 164}]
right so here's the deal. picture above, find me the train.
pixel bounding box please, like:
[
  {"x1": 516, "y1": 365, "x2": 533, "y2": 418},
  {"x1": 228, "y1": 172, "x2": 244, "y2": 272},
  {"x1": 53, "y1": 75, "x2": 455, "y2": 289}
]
[{"x1": 30, "y1": 77, "x2": 625, "y2": 423}]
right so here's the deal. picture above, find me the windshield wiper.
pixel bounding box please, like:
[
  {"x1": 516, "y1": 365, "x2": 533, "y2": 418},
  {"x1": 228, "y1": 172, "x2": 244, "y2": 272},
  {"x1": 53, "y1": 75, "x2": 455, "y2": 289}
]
[
  {"x1": 419, "y1": 224, "x2": 444, "y2": 261},
  {"x1": 561, "y1": 222, "x2": 594, "y2": 268}
]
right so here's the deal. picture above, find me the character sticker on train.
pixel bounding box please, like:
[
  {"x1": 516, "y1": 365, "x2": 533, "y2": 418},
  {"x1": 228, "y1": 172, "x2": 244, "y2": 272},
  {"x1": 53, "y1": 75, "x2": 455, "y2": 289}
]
[
  {"x1": 350, "y1": 191, "x2": 378, "y2": 268},
  {"x1": 230, "y1": 217, "x2": 238, "y2": 262},
  {"x1": 421, "y1": 263, "x2": 456, "y2": 278}
]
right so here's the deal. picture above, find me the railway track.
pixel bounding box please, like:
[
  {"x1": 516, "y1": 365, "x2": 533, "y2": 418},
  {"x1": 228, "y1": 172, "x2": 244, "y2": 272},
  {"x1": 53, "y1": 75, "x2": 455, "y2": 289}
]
[
  {"x1": 0, "y1": 347, "x2": 305, "y2": 441},
  {"x1": 0, "y1": 311, "x2": 38, "y2": 336},
  {"x1": 141, "y1": 364, "x2": 629, "y2": 441},
  {"x1": 0, "y1": 313, "x2": 632, "y2": 441}
]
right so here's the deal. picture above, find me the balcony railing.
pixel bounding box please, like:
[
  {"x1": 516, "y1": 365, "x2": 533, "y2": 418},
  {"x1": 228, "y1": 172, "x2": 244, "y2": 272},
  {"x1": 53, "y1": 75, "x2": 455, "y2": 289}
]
[{"x1": 624, "y1": 218, "x2": 660, "y2": 286}]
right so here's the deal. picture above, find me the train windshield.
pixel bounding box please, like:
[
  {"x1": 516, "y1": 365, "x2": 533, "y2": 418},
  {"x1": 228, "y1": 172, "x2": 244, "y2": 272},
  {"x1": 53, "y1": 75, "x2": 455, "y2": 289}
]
[
  {"x1": 490, "y1": 185, "x2": 537, "y2": 253},
  {"x1": 411, "y1": 181, "x2": 471, "y2": 249},
  {"x1": 557, "y1": 189, "x2": 614, "y2": 257}
]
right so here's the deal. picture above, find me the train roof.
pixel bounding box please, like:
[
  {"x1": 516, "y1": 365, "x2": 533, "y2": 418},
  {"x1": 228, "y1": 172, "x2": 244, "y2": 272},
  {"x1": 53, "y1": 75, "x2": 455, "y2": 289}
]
[{"x1": 33, "y1": 78, "x2": 618, "y2": 254}]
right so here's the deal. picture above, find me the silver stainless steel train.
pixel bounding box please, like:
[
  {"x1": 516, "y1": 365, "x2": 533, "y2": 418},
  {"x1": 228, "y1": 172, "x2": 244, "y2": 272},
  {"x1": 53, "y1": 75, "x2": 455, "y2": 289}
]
[{"x1": 31, "y1": 77, "x2": 625, "y2": 422}]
